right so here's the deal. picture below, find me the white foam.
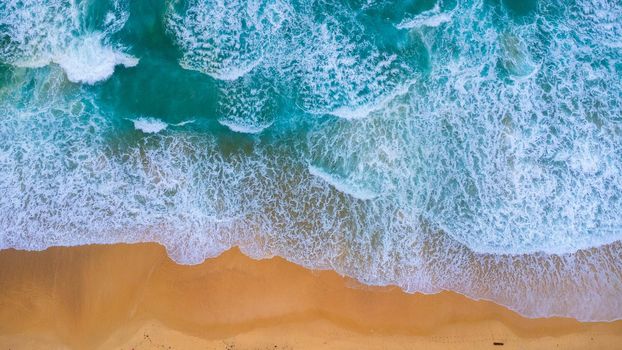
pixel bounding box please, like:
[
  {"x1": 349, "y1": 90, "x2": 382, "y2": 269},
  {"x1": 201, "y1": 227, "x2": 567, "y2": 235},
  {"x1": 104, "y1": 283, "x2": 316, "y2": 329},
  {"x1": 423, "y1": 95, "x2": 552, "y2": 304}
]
[
  {"x1": 216, "y1": 76, "x2": 277, "y2": 134},
  {"x1": 327, "y1": 82, "x2": 413, "y2": 120},
  {"x1": 218, "y1": 119, "x2": 273, "y2": 134},
  {"x1": 166, "y1": 0, "x2": 269, "y2": 81},
  {"x1": 174, "y1": 120, "x2": 196, "y2": 127},
  {"x1": 397, "y1": 4, "x2": 452, "y2": 29},
  {"x1": 291, "y1": 21, "x2": 413, "y2": 118},
  {"x1": 55, "y1": 35, "x2": 139, "y2": 85},
  {"x1": 167, "y1": 0, "x2": 415, "y2": 122},
  {"x1": 0, "y1": 0, "x2": 134, "y2": 84},
  {"x1": 132, "y1": 117, "x2": 169, "y2": 134},
  {"x1": 308, "y1": 165, "x2": 378, "y2": 200}
]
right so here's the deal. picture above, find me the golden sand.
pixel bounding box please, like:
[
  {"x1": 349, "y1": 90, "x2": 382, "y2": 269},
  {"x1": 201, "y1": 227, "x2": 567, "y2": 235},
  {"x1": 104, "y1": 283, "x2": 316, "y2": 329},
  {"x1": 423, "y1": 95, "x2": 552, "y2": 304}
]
[{"x1": 0, "y1": 243, "x2": 620, "y2": 349}]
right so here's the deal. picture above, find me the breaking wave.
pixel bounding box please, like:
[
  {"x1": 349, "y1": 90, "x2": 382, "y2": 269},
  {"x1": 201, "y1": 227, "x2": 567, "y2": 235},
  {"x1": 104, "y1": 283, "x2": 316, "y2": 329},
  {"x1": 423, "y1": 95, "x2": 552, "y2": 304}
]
[{"x1": 0, "y1": 0, "x2": 137, "y2": 84}]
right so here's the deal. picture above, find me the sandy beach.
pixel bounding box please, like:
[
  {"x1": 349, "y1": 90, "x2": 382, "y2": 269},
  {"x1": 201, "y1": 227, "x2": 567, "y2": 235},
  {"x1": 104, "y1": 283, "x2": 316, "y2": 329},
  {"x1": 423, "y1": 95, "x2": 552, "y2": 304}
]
[{"x1": 0, "y1": 243, "x2": 620, "y2": 350}]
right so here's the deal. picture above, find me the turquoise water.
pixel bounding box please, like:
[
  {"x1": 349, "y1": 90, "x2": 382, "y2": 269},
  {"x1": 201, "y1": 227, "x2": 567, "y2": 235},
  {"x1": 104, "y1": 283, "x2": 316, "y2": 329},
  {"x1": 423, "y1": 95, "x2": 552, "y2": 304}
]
[{"x1": 1, "y1": 0, "x2": 622, "y2": 320}]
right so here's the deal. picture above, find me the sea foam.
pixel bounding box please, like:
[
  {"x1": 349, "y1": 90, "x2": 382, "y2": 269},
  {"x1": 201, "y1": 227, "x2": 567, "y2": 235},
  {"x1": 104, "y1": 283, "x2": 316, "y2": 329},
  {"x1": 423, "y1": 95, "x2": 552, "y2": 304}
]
[
  {"x1": 397, "y1": 4, "x2": 453, "y2": 29},
  {"x1": 55, "y1": 35, "x2": 139, "y2": 85},
  {"x1": 308, "y1": 165, "x2": 379, "y2": 200},
  {"x1": 132, "y1": 117, "x2": 169, "y2": 133},
  {"x1": 0, "y1": 0, "x2": 135, "y2": 84},
  {"x1": 166, "y1": 0, "x2": 417, "y2": 121}
]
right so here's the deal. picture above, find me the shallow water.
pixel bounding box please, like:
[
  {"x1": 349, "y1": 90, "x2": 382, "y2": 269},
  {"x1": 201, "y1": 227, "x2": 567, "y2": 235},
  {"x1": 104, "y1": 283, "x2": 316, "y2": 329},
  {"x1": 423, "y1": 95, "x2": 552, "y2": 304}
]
[{"x1": 1, "y1": 0, "x2": 621, "y2": 321}]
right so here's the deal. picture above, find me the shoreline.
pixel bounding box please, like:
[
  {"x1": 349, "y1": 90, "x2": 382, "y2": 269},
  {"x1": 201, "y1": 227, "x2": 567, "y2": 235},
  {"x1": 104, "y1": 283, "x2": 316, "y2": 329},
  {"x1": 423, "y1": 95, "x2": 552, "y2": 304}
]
[{"x1": 0, "y1": 243, "x2": 620, "y2": 349}]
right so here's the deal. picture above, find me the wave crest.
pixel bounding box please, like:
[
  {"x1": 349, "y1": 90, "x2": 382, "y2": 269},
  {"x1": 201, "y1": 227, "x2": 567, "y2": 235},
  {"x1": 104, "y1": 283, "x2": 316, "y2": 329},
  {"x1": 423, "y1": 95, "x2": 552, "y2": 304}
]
[{"x1": 0, "y1": 0, "x2": 136, "y2": 84}]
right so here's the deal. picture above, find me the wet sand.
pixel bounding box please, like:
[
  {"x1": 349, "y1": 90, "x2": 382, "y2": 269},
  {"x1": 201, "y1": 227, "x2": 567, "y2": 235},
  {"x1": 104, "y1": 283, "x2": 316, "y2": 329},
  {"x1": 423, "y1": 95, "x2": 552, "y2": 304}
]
[{"x1": 0, "y1": 243, "x2": 620, "y2": 349}]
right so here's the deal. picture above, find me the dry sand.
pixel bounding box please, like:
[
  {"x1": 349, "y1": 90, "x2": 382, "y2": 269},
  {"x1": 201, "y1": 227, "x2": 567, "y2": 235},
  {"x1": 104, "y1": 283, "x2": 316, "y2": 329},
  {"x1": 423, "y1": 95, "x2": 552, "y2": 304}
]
[{"x1": 0, "y1": 243, "x2": 620, "y2": 349}]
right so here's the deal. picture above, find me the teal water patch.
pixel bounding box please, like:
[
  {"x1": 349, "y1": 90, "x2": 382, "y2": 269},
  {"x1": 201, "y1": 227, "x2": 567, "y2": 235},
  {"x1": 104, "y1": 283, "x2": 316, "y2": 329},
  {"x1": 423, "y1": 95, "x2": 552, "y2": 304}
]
[
  {"x1": 502, "y1": 0, "x2": 538, "y2": 16},
  {"x1": 1, "y1": 0, "x2": 622, "y2": 321}
]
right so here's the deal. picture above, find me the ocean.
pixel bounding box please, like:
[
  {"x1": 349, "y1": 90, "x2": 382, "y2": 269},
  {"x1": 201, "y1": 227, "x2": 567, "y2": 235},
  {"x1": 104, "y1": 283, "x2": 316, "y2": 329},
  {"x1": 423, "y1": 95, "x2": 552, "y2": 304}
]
[{"x1": 1, "y1": 0, "x2": 621, "y2": 321}]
